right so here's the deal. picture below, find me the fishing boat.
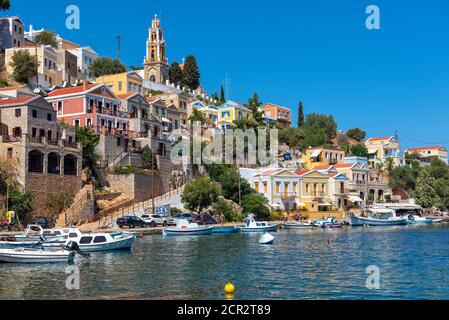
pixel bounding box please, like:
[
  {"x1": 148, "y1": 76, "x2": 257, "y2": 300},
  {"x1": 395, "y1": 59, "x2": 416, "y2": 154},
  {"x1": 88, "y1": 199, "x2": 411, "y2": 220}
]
[
  {"x1": 282, "y1": 221, "x2": 315, "y2": 229},
  {"x1": 0, "y1": 247, "x2": 75, "y2": 263},
  {"x1": 14, "y1": 225, "x2": 68, "y2": 244},
  {"x1": 163, "y1": 219, "x2": 213, "y2": 236},
  {"x1": 61, "y1": 228, "x2": 135, "y2": 252},
  {"x1": 313, "y1": 217, "x2": 343, "y2": 229},
  {"x1": 259, "y1": 233, "x2": 274, "y2": 245},
  {"x1": 349, "y1": 208, "x2": 408, "y2": 226},
  {"x1": 241, "y1": 217, "x2": 278, "y2": 233},
  {"x1": 211, "y1": 226, "x2": 242, "y2": 234}
]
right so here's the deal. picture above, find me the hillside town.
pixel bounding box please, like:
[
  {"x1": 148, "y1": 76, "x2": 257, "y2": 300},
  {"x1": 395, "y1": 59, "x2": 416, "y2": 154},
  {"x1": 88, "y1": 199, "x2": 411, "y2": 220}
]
[{"x1": 1, "y1": 13, "x2": 448, "y2": 232}]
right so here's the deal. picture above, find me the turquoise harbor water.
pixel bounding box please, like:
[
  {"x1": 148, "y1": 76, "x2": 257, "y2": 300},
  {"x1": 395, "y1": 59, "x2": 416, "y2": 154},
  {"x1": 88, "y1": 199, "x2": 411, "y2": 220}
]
[{"x1": 1, "y1": 224, "x2": 449, "y2": 300}]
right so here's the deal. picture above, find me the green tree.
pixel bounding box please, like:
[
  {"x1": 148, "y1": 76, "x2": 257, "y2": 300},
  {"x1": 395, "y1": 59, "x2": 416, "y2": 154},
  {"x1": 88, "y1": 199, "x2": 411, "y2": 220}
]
[
  {"x1": 301, "y1": 126, "x2": 328, "y2": 149},
  {"x1": 89, "y1": 57, "x2": 126, "y2": 78},
  {"x1": 246, "y1": 92, "x2": 264, "y2": 125},
  {"x1": 298, "y1": 101, "x2": 305, "y2": 127},
  {"x1": 211, "y1": 92, "x2": 219, "y2": 102},
  {"x1": 242, "y1": 193, "x2": 270, "y2": 220},
  {"x1": 305, "y1": 113, "x2": 337, "y2": 140},
  {"x1": 0, "y1": 0, "x2": 10, "y2": 10},
  {"x1": 169, "y1": 61, "x2": 184, "y2": 85},
  {"x1": 130, "y1": 66, "x2": 144, "y2": 71},
  {"x1": 220, "y1": 85, "x2": 226, "y2": 102},
  {"x1": 141, "y1": 149, "x2": 157, "y2": 170},
  {"x1": 189, "y1": 108, "x2": 208, "y2": 125},
  {"x1": 75, "y1": 126, "x2": 100, "y2": 168},
  {"x1": 346, "y1": 128, "x2": 367, "y2": 142},
  {"x1": 349, "y1": 144, "x2": 369, "y2": 157},
  {"x1": 414, "y1": 169, "x2": 439, "y2": 208},
  {"x1": 279, "y1": 127, "x2": 304, "y2": 150},
  {"x1": 8, "y1": 189, "x2": 34, "y2": 223},
  {"x1": 34, "y1": 30, "x2": 58, "y2": 48},
  {"x1": 9, "y1": 50, "x2": 39, "y2": 83},
  {"x1": 212, "y1": 197, "x2": 235, "y2": 222},
  {"x1": 182, "y1": 55, "x2": 200, "y2": 90},
  {"x1": 181, "y1": 177, "x2": 221, "y2": 214}
]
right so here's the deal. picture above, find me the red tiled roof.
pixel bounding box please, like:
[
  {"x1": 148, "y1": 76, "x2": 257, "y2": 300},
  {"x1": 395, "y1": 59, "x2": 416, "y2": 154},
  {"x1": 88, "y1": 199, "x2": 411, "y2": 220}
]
[
  {"x1": 295, "y1": 169, "x2": 311, "y2": 176},
  {"x1": 117, "y1": 93, "x2": 133, "y2": 100},
  {"x1": 367, "y1": 136, "x2": 393, "y2": 142},
  {"x1": 47, "y1": 84, "x2": 98, "y2": 97},
  {"x1": 0, "y1": 97, "x2": 35, "y2": 106},
  {"x1": 332, "y1": 164, "x2": 355, "y2": 169},
  {"x1": 313, "y1": 165, "x2": 333, "y2": 171},
  {"x1": 406, "y1": 146, "x2": 446, "y2": 152},
  {"x1": 0, "y1": 86, "x2": 22, "y2": 92}
]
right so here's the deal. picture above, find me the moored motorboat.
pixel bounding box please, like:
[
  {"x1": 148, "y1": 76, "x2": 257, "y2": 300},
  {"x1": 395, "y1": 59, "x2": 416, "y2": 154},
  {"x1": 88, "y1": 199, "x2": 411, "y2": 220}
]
[
  {"x1": 241, "y1": 217, "x2": 278, "y2": 233},
  {"x1": 60, "y1": 228, "x2": 135, "y2": 252},
  {"x1": 211, "y1": 226, "x2": 242, "y2": 234},
  {"x1": 314, "y1": 217, "x2": 343, "y2": 229},
  {"x1": 14, "y1": 225, "x2": 68, "y2": 244},
  {"x1": 0, "y1": 247, "x2": 75, "y2": 263},
  {"x1": 163, "y1": 219, "x2": 213, "y2": 236},
  {"x1": 282, "y1": 221, "x2": 315, "y2": 229},
  {"x1": 406, "y1": 215, "x2": 434, "y2": 224},
  {"x1": 349, "y1": 208, "x2": 408, "y2": 226}
]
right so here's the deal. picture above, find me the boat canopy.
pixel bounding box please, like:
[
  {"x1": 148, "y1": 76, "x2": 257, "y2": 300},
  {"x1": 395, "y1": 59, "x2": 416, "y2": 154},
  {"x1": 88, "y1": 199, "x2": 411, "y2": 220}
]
[
  {"x1": 368, "y1": 148, "x2": 378, "y2": 155},
  {"x1": 367, "y1": 208, "x2": 395, "y2": 214},
  {"x1": 318, "y1": 203, "x2": 331, "y2": 207},
  {"x1": 309, "y1": 150, "x2": 321, "y2": 158}
]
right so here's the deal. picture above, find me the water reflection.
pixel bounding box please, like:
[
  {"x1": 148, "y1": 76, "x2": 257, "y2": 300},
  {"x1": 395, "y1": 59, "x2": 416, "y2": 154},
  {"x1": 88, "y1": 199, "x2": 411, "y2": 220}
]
[{"x1": 1, "y1": 224, "x2": 449, "y2": 300}]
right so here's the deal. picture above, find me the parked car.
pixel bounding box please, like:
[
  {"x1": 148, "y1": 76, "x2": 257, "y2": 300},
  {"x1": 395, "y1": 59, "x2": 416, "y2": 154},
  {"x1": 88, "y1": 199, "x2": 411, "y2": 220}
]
[
  {"x1": 195, "y1": 214, "x2": 218, "y2": 226},
  {"x1": 116, "y1": 216, "x2": 147, "y2": 229},
  {"x1": 168, "y1": 213, "x2": 194, "y2": 225},
  {"x1": 141, "y1": 214, "x2": 169, "y2": 227},
  {"x1": 32, "y1": 216, "x2": 54, "y2": 229}
]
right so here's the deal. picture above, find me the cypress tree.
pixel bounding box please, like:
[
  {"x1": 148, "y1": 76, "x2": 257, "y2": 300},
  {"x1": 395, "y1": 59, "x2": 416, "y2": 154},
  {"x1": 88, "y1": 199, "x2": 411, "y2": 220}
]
[{"x1": 183, "y1": 55, "x2": 200, "y2": 90}]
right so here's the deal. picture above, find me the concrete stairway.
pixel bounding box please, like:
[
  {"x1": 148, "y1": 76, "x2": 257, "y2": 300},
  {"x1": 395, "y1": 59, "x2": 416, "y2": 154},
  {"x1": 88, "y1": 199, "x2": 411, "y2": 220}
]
[{"x1": 56, "y1": 185, "x2": 95, "y2": 227}]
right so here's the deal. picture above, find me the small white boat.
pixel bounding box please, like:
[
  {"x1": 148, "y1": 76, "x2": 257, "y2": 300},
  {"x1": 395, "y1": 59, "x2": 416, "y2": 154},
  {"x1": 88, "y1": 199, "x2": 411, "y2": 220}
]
[
  {"x1": 0, "y1": 247, "x2": 75, "y2": 264},
  {"x1": 163, "y1": 219, "x2": 213, "y2": 236},
  {"x1": 407, "y1": 215, "x2": 434, "y2": 224},
  {"x1": 15, "y1": 225, "x2": 68, "y2": 244},
  {"x1": 282, "y1": 221, "x2": 315, "y2": 229},
  {"x1": 61, "y1": 228, "x2": 135, "y2": 252},
  {"x1": 259, "y1": 233, "x2": 274, "y2": 245},
  {"x1": 242, "y1": 217, "x2": 278, "y2": 233},
  {"x1": 349, "y1": 208, "x2": 408, "y2": 226}
]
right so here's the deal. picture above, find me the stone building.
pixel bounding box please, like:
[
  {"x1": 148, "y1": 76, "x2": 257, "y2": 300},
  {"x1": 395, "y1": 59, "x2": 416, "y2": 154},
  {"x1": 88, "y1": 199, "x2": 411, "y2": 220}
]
[
  {"x1": 0, "y1": 16, "x2": 25, "y2": 50},
  {"x1": 0, "y1": 96, "x2": 82, "y2": 218}
]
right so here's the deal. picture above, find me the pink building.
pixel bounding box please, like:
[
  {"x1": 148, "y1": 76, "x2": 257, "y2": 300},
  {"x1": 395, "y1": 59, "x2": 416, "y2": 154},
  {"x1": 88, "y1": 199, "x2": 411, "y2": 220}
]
[{"x1": 46, "y1": 81, "x2": 131, "y2": 136}]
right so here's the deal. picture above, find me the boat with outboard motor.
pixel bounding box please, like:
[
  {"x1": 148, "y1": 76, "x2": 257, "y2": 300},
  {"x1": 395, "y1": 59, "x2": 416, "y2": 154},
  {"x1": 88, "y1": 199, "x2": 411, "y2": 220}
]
[
  {"x1": 57, "y1": 228, "x2": 135, "y2": 252},
  {"x1": 349, "y1": 208, "x2": 408, "y2": 226},
  {"x1": 163, "y1": 219, "x2": 213, "y2": 236},
  {"x1": 241, "y1": 216, "x2": 278, "y2": 233},
  {"x1": 0, "y1": 241, "x2": 89, "y2": 264}
]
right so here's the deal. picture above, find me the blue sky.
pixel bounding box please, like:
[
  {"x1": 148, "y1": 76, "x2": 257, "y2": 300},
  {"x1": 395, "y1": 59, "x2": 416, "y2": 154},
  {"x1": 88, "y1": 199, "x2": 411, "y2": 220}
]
[{"x1": 5, "y1": 0, "x2": 449, "y2": 150}]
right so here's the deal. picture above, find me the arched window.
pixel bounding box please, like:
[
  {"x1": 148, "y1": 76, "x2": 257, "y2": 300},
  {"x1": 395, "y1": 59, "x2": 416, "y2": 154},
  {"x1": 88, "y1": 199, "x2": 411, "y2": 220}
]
[
  {"x1": 64, "y1": 154, "x2": 77, "y2": 176},
  {"x1": 48, "y1": 152, "x2": 60, "y2": 175},
  {"x1": 150, "y1": 75, "x2": 156, "y2": 83},
  {"x1": 28, "y1": 150, "x2": 44, "y2": 173}
]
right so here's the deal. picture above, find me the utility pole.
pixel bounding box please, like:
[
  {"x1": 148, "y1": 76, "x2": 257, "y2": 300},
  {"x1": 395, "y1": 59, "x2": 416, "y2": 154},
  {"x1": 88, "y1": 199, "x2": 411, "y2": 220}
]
[{"x1": 152, "y1": 153, "x2": 155, "y2": 215}]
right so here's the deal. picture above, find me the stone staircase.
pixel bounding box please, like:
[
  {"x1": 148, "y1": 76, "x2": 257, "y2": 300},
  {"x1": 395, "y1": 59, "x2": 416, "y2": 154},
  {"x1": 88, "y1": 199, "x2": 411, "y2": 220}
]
[{"x1": 56, "y1": 185, "x2": 95, "y2": 227}]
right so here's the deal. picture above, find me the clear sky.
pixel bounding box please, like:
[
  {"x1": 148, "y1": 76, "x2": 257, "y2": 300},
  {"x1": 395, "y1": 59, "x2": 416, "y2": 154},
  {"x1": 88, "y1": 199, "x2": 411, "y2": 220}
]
[{"x1": 5, "y1": 0, "x2": 449, "y2": 150}]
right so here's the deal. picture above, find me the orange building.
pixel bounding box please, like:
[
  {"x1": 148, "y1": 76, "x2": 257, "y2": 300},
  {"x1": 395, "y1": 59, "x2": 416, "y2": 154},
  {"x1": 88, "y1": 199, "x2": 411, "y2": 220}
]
[{"x1": 261, "y1": 103, "x2": 291, "y2": 128}]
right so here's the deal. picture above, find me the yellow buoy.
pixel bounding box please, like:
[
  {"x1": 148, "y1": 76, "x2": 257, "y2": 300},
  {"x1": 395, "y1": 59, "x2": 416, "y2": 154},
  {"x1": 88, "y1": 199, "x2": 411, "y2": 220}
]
[{"x1": 224, "y1": 282, "x2": 235, "y2": 295}]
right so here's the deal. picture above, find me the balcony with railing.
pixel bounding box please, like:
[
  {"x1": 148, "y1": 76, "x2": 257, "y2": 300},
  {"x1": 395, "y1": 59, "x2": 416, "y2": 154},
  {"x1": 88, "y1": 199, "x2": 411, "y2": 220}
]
[{"x1": 280, "y1": 192, "x2": 298, "y2": 199}]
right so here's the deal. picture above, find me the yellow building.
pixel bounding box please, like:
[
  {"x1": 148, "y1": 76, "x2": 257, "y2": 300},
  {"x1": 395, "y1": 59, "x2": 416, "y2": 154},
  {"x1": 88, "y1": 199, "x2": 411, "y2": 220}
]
[
  {"x1": 217, "y1": 101, "x2": 253, "y2": 130},
  {"x1": 364, "y1": 136, "x2": 405, "y2": 168},
  {"x1": 96, "y1": 71, "x2": 144, "y2": 96},
  {"x1": 405, "y1": 146, "x2": 448, "y2": 164},
  {"x1": 301, "y1": 146, "x2": 345, "y2": 170}
]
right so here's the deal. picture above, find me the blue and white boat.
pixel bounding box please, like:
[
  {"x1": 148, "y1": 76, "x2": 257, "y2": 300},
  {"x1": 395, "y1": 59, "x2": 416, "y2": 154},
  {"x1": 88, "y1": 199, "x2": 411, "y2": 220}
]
[
  {"x1": 59, "y1": 228, "x2": 135, "y2": 252},
  {"x1": 349, "y1": 208, "x2": 408, "y2": 226},
  {"x1": 313, "y1": 217, "x2": 343, "y2": 229},
  {"x1": 241, "y1": 217, "x2": 278, "y2": 233},
  {"x1": 163, "y1": 219, "x2": 213, "y2": 236},
  {"x1": 212, "y1": 226, "x2": 242, "y2": 234}
]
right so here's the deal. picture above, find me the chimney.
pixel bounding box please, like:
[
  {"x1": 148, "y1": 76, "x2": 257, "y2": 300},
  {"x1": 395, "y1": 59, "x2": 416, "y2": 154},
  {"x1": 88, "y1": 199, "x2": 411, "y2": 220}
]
[{"x1": 83, "y1": 80, "x2": 89, "y2": 91}]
